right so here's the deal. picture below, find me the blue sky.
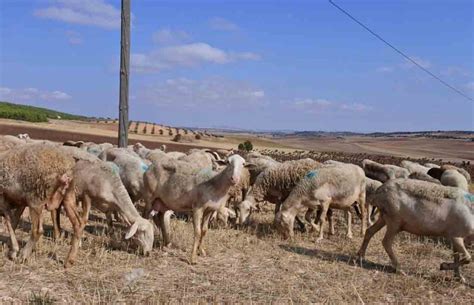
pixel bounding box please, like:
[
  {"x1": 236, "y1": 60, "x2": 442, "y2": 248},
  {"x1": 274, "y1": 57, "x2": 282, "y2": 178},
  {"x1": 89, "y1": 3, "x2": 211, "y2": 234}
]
[{"x1": 0, "y1": 0, "x2": 473, "y2": 132}]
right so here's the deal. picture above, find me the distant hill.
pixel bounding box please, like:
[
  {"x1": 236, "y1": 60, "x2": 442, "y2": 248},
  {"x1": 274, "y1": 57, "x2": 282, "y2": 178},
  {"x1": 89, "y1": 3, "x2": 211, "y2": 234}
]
[{"x1": 0, "y1": 101, "x2": 89, "y2": 122}]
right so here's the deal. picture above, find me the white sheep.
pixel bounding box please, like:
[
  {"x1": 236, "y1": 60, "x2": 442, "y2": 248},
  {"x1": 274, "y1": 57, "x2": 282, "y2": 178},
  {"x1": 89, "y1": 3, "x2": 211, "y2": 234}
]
[
  {"x1": 0, "y1": 144, "x2": 81, "y2": 267},
  {"x1": 362, "y1": 159, "x2": 409, "y2": 183},
  {"x1": 356, "y1": 179, "x2": 473, "y2": 282},
  {"x1": 275, "y1": 163, "x2": 367, "y2": 242},
  {"x1": 143, "y1": 154, "x2": 247, "y2": 264}
]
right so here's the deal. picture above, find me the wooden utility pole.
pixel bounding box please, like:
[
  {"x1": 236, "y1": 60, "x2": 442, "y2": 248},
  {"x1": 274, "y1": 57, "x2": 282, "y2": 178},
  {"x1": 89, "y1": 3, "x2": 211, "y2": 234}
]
[{"x1": 118, "y1": 0, "x2": 130, "y2": 147}]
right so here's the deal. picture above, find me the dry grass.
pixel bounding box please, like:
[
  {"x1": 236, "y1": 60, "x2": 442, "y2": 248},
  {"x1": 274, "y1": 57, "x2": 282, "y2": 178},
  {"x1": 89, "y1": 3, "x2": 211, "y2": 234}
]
[{"x1": 1, "y1": 207, "x2": 472, "y2": 303}]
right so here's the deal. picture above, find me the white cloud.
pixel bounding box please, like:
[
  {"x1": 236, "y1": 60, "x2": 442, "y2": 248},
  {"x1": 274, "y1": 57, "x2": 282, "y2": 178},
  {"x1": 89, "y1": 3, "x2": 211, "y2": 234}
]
[
  {"x1": 65, "y1": 30, "x2": 83, "y2": 45},
  {"x1": 401, "y1": 56, "x2": 432, "y2": 69},
  {"x1": 0, "y1": 87, "x2": 71, "y2": 102},
  {"x1": 209, "y1": 17, "x2": 239, "y2": 31},
  {"x1": 152, "y1": 28, "x2": 190, "y2": 45},
  {"x1": 131, "y1": 43, "x2": 260, "y2": 73},
  {"x1": 34, "y1": 0, "x2": 121, "y2": 30},
  {"x1": 441, "y1": 66, "x2": 471, "y2": 77},
  {"x1": 340, "y1": 103, "x2": 373, "y2": 112},
  {"x1": 376, "y1": 66, "x2": 393, "y2": 73},
  {"x1": 293, "y1": 98, "x2": 372, "y2": 113},
  {"x1": 137, "y1": 78, "x2": 265, "y2": 109}
]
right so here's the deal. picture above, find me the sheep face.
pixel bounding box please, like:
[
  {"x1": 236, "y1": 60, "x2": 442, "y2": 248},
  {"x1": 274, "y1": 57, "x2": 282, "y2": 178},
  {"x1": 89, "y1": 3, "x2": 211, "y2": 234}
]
[
  {"x1": 125, "y1": 219, "x2": 154, "y2": 256},
  {"x1": 274, "y1": 211, "x2": 294, "y2": 240},
  {"x1": 236, "y1": 200, "x2": 256, "y2": 225},
  {"x1": 225, "y1": 155, "x2": 246, "y2": 185}
]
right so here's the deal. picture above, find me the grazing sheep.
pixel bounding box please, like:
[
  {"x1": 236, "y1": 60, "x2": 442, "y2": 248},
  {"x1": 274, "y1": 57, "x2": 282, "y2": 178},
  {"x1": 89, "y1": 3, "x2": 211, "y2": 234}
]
[
  {"x1": 408, "y1": 172, "x2": 442, "y2": 184},
  {"x1": 440, "y1": 169, "x2": 469, "y2": 191},
  {"x1": 365, "y1": 177, "x2": 383, "y2": 225},
  {"x1": 143, "y1": 155, "x2": 247, "y2": 264},
  {"x1": 424, "y1": 163, "x2": 440, "y2": 169},
  {"x1": 133, "y1": 143, "x2": 167, "y2": 163},
  {"x1": 60, "y1": 145, "x2": 101, "y2": 163},
  {"x1": 17, "y1": 133, "x2": 30, "y2": 140},
  {"x1": 113, "y1": 154, "x2": 150, "y2": 202},
  {"x1": 428, "y1": 167, "x2": 469, "y2": 191},
  {"x1": 0, "y1": 144, "x2": 81, "y2": 267},
  {"x1": 356, "y1": 179, "x2": 473, "y2": 282},
  {"x1": 52, "y1": 160, "x2": 154, "y2": 254},
  {"x1": 244, "y1": 152, "x2": 280, "y2": 185},
  {"x1": 275, "y1": 163, "x2": 367, "y2": 242},
  {"x1": 0, "y1": 135, "x2": 25, "y2": 153},
  {"x1": 63, "y1": 140, "x2": 85, "y2": 147},
  {"x1": 440, "y1": 164, "x2": 471, "y2": 184},
  {"x1": 362, "y1": 159, "x2": 409, "y2": 183},
  {"x1": 237, "y1": 158, "x2": 321, "y2": 226},
  {"x1": 400, "y1": 160, "x2": 430, "y2": 174}
]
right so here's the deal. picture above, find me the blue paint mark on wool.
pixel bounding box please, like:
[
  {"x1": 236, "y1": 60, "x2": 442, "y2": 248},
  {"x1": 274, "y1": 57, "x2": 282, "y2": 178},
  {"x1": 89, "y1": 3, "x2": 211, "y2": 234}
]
[
  {"x1": 464, "y1": 193, "x2": 474, "y2": 203},
  {"x1": 305, "y1": 170, "x2": 318, "y2": 179},
  {"x1": 110, "y1": 163, "x2": 120, "y2": 175},
  {"x1": 141, "y1": 162, "x2": 149, "y2": 172}
]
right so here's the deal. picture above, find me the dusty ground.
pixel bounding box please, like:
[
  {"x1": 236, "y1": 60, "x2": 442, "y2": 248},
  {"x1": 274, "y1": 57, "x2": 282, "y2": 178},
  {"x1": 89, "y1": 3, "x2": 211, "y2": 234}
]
[
  {"x1": 277, "y1": 136, "x2": 474, "y2": 162},
  {"x1": 0, "y1": 208, "x2": 472, "y2": 303}
]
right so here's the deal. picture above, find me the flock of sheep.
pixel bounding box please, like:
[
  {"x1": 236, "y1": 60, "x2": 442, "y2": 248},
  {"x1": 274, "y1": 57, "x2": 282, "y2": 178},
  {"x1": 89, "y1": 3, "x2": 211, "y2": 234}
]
[{"x1": 0, "y1": 133, "x2": 472, "y2": 283}]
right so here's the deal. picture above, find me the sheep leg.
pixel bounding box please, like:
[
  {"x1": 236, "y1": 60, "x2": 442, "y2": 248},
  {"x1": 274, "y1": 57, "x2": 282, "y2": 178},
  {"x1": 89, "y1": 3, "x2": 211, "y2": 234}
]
[
  {"x1": 62, "y1": 192, "x2": 82, "y2": 268},
  {"x1": 357, "y1": 216, "x2": 385, "y2": 259},
  {"x1": 18, "y1": 205, "x2": 43, "y2": 262},
  {"x1": 80, "y1": 195, "x2": 91, "y2": 231},
  {"x1": 327, "y1": 209, "x2": 335, "y2": 235},
  {"x1": 315, "y1": 199, "x2": 331, "y2": 243},
  {"x1": 346, "y1": 210, "x2": 353, "y2": 239},
  {"x1": 158, "y1": 211, "x2": 171, "y2": 247},
  {"x1": 305, "y1": 208, "x2": 319, "y2": 232},
  {"x1": 190, "y1": 208, "x2": 204, "y2": 264},
  {"x1": 2, "y1": 209, "x2": 20, "y2": 260},
  {"x1": 198, "y1": 209, "x2": 213, "y2": 257},
  {"x1": 359, "y1": 192, "x2": 367, "y2": 234},
  {"x1": 440, "y1": 237, "x2": 471, "y2": 283},
  {"x1": 382, "y1": 222, "x2": 403, "y2": 275},
  {"x1": 11, "y1": 206, "x2": 26, "y2": 230},
  {"x1": 51, "y1": 208, "x2": 62, "y2": 240},
  {"x1": 105, "y1": 211, "x2": 114, "y2": 233}
]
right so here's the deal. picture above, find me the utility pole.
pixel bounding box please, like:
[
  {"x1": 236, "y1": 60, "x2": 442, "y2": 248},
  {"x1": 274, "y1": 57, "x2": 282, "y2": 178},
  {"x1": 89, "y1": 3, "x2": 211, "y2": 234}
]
[{"x1": 118, "y1": 0, "x2": 130, "y2": 147}]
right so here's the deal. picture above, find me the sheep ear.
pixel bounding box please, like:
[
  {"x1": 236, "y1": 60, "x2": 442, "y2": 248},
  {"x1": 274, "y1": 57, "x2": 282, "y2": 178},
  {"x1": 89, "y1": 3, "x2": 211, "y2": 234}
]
[
  {"x1": 125, "y1": 222, "x2": 139, "y2": 239},
  {"x1": 216, "y1": 159, "x2": 228, "y2": 165},
  {"x1": 244, "y1": 163, "x2": 257, "y2": 170},
  {"x1": 59, "y1": 173, "x2": 72, "y2": 188}
]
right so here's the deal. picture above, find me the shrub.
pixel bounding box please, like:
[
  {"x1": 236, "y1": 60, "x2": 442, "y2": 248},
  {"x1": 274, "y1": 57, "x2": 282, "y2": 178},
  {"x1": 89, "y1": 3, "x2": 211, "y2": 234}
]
[
  {"x1": 195, "y1": 134, "x2": 202, "y2": 140},
  {"x1": 238, "y1": 140, "x2": 253, "y2": 152}
]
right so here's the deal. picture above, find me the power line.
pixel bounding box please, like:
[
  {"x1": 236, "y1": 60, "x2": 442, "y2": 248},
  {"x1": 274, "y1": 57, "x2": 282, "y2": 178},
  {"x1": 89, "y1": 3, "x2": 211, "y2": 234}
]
[{"x1": 328, "y1": 0, "x2": 473, "y2": 102}]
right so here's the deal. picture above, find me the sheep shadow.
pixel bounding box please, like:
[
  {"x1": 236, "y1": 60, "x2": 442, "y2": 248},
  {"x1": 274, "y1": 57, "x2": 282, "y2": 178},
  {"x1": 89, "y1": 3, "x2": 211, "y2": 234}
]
[{"x1": 279, "y1": 244, "x2": 396, "y2": 274}]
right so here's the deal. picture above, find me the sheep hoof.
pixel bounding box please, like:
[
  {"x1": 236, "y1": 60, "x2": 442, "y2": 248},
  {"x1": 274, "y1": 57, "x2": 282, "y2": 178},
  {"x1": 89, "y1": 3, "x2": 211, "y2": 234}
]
[
  {"x1": 346, "y1": 233, "x2": 353, "y2": 239},
  {"x1": 64, "y1": 260, "x2": 75, "y2": 268},
  {"x1": 199, "y1": 248, "x2": 207, "y2": 257},
  {"x1": 455, "y1": 274, "x2": 466, "y2": 284},
  {"x1": 8, "y1": 250, "x2": 18, "y2": 260},
  {"x1": 189, "y1": 256, "x2": 197, "y2": 265},
  {"x1": 440, "y1": 262, "x2": 451, "y2": 271},
  {"x1": 315, "y1": 237, "x2": 324, "y2": 243},
  {"x1": 395, "y1": 268, "x2": 407, "y2": 276}
]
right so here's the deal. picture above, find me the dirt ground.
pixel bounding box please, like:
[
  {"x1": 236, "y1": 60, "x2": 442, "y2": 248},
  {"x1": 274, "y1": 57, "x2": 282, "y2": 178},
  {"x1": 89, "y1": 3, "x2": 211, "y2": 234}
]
[
  {"x1": 277, "y1": 136, "x2": 474, "y2": 162},
  {"x1": 1, "y1": 207, "x2": 472, "y2": 303}
]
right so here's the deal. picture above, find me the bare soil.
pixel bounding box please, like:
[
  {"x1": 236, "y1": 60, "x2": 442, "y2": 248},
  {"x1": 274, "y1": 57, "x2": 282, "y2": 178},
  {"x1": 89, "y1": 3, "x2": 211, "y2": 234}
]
[{"x1": 1, "y1": 208, "x2": 472, "y2": 303}]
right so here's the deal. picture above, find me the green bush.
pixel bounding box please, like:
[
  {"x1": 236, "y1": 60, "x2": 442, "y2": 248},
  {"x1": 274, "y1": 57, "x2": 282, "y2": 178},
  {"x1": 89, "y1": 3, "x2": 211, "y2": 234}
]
[
  {"x1": 238, "y1": 140, "x2": 253, "y2": 152},
  {"x1": 0, "y1": 101, "x2": 87, "y2": 122}
]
